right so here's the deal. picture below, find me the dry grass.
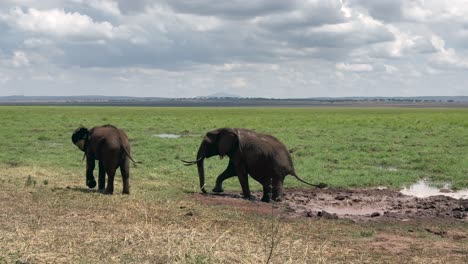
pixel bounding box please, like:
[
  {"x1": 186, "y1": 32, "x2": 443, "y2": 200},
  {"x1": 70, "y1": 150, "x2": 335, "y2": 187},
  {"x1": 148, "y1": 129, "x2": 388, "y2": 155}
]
[{"x1": 1, "y1": 165, "x2": 467, "y2": 263}]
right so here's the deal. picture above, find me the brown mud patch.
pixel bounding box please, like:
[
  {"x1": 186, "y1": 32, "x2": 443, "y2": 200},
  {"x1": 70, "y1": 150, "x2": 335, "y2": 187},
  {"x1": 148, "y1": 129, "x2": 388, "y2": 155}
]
[
  {"x1": 194, "y1": 187, "x2": 468, "y2": 222},
  {"x1": 194, "y1": 192, "x2": 283, "y2": 216}
]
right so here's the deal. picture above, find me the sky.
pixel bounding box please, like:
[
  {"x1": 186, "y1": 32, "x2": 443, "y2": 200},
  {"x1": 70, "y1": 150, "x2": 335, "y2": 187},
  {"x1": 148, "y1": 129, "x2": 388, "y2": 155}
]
[{"x1": 0, "y1": 0, "x2": 467, "y2": 98}]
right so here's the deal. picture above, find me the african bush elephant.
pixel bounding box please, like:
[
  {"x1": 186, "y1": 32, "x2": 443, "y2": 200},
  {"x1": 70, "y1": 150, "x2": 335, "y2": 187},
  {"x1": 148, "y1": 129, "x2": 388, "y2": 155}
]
[
  {"x1": 71, "y1": 124, "x2": 137, "y2": 194},
  {"x1": 182, "y1": 128, "x2": 326, "y2": 202}
]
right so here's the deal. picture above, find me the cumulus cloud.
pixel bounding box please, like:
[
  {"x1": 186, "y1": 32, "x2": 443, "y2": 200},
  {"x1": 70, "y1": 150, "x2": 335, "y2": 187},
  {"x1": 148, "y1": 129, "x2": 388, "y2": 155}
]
[
  {"x1": 430, "y1": 35, "x2": 468, "y2": 69},
  {"x1": 11, "y1": 51, "x2": 30, "y2": 67},
  {"x1": 0, "y1": 0, "x2": 466, "y2": 97},
  {"x1": 2, "y1": 7, "x2": 116, "y2": 39}
]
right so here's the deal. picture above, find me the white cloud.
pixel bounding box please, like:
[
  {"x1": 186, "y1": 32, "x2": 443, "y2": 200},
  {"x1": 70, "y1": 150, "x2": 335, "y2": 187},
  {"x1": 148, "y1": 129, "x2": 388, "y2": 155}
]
[
  {"x1": 11, "y1": 51, "x2": 30, "y2": 67},
  {"x1": 176, "y1": 13, "x2": 223, "y2": 32},
  {"x1": 430, "y1": 35, "x2": 468, "y2": 69},
  {"x1": 387, "y1": 26, "x2": 419, "y2": 57},
  {"x1": 231, "y1": 77, "x2": 247, "y2": 88},
  {"x1": 23, "y1": 38, "x2": 53, "y2": 47},
  {"x1": 384, "y1": 64, "x2": 398, "y2": 74},
  {"x1": 402, "y1": 3, "x2": 433, "y2": 22},
  {"x1": 336, "y1": 62, "x2": 373, "y2": 72},
  {"x1": 3, "y1": 7, "x2": 115, "y2": 39}
]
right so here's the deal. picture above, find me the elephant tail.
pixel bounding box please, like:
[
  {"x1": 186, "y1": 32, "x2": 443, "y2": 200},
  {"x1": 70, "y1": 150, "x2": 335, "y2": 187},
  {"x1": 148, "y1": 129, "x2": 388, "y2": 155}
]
[
  {"x1": 123, "y1": 148, "x2": 142, "y2": 164},
  {"x1": 290, "y1": 172, "x2": 327, "y2": 188}
]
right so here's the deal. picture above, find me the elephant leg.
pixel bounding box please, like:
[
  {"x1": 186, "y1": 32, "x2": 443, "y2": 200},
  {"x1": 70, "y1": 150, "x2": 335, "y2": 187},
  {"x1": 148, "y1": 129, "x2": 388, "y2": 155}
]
[
  {"x1": 213, "y1": 162, "x2": 237, "y2": 193},
  {"x1": 86, "y1": 155, "x2": 97, "y2": 188},
  {"x1": 235, "y1": 166, "x2": 251, "y2": 200},
  {"x1": 120, "y1": 158, "x2": 130, "y2": 195},
  {"x1": 272, "y1": 175, "x2": 284, "y2": 202},
  {"x1": 98, "y1": 160, "x2": 106, "y2": 192},
  {"x1": 105, "y1": 165, "x2": 118, "y2": 195},
  {"x1": 261, "y1": 177, "x2": 272, "y2": 203}
]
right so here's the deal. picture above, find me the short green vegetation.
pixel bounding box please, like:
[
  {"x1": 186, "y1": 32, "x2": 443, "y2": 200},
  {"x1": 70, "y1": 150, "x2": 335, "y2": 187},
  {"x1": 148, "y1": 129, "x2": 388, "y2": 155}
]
[{"x1": 0, "y1": 106, "x2": 467, "y2": 193}]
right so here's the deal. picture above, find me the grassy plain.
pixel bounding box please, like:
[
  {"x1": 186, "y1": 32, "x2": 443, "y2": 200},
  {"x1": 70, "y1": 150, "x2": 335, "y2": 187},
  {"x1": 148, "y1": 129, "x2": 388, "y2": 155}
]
[{"x1": 0, "y1": 106, "x2": 467, "y2": 263}]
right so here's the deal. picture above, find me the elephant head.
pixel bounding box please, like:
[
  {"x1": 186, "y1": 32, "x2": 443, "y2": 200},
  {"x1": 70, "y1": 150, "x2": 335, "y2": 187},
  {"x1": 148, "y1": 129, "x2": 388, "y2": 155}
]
[
  {"x1": 182, "y1": 128, "x2": 239, "y2": 193},
  {"x1": 71, "y1": 127, "x2": 89, "y2": 152},
  {"x1": 71, "y1": 127, "x2": 96, "y2": 188}
]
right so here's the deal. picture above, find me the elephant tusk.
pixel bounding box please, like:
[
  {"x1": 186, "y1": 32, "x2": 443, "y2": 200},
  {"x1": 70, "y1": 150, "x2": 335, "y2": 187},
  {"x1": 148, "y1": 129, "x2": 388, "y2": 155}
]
[
  {"x1": 180, "y1": 157, "x2": 203, "y2": 166},
  {"x1": 181, "y1": 159, "x2": 197, "y2": 166}
]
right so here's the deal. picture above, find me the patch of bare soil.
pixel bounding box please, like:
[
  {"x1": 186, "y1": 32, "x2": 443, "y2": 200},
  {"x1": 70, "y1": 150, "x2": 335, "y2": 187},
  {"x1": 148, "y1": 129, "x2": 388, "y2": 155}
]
[
  {"x1": 194, "y1": 192, "x2": 283, "y2": 216},
  {"x1": 195, "y1": 188, "x2": 468, "y2": 222}
]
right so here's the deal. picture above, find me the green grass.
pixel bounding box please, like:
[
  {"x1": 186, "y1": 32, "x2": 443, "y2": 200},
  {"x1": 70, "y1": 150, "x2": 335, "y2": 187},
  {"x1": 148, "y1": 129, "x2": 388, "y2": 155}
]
[
  {"x1": 0, "y1": 106, "x2": 467, "y2": 193},
  {"x1": 1, "y1": 106, "x2": 467, "y2": 263}
]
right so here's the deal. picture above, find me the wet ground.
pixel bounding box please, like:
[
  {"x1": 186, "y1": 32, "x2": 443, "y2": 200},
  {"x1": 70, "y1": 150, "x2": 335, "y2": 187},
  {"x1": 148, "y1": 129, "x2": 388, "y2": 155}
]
[
  {"x1": 400, "y1": 180, "x2": 468, "y2": 199},
  {"x1": 195, "y1": 187, "x2": 468, "y2": 222}
]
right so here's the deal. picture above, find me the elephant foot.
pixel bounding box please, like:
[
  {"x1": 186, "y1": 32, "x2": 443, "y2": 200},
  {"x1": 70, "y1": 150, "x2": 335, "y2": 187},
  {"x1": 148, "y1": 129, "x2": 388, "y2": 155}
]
[
  {"x1": 212, "y1": 186, "x2": 224, "y2": 193},
  {"x1": 87, "y1": 179, "x2": 97, "y2": 189},
  {"x1": 243, "y1": 194, "x2": 254, "y2": 201},
  {"x1": 104, "y1": 189, "x2": 114, "y2": 195},
  {"x1": 122, "y1": 190, "x2": 130, "y2": 195},
  {"x1": 272, "y1": 197, "x2": 282, "y2": 202},
  {"x1": 261, "y1": 195, "x2": 270, "y2": 203},
  {"x1": 98, "y1": 188, "x2": 106, "y2": 194}
]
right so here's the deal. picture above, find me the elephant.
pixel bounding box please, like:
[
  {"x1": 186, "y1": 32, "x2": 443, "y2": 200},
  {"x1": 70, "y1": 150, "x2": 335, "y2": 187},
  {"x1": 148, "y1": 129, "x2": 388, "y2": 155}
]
[
  {"x1": 71, "y1": 124, "x2": 137, "y2": 194},
  {"x1": 182, "y1": 128, "x2": 326, "y2": 202}
]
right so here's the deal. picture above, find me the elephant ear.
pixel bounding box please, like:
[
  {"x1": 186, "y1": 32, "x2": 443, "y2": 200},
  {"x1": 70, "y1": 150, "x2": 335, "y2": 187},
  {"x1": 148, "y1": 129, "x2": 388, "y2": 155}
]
[
  {"x1": 218, "y1": 128, "x2": 239, "y2": 157},
  {"x1": 203, "y1": 129, "x2": 220, "y2": 144},
  {"x1": 71, "y1": 127, "x2": 89, "y2": 151}
]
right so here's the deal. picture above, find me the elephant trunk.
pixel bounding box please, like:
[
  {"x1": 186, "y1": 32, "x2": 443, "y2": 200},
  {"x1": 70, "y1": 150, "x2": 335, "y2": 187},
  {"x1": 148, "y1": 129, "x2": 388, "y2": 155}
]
[
  {"x1": 197, "y1": 159, "x2": 206, "y2": 193},
  {"x1": 180, "y1": 141, "x2": 209, "y2": 193},
  {"x1": 196, "y1": 145, "x2": 207, "y2": 193}
]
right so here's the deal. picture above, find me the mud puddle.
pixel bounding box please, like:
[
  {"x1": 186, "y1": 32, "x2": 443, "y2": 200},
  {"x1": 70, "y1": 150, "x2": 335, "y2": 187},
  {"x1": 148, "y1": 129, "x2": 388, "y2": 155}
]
[
  {"x1": 400, "y1": 180, "x2": 468, "y2": 199},
  {"x1": 195, "y1": 188, "x2": 468, "y2": 222}
]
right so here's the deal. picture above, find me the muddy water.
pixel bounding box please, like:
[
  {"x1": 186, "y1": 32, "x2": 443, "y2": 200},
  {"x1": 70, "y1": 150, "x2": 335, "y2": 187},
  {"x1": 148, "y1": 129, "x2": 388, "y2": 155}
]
[
  {"x1": 284, "y1": 188, "x2": 468, "y2": 221},
  {"x1": 313, "y1": 206, "x2": 384, "y2": 216},
  {"x1": 400, "y1": 180, "x2": 468, "y2": 199},
  {"x1": 196, "y1": 188, "x2": 468, "y2": 221}
]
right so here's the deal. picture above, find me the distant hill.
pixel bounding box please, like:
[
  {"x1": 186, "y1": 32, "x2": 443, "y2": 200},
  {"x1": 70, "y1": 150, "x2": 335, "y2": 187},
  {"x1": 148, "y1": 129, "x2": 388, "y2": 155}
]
[{"x1": 196, "y1": 93, "x2": 240, "y2": 99}]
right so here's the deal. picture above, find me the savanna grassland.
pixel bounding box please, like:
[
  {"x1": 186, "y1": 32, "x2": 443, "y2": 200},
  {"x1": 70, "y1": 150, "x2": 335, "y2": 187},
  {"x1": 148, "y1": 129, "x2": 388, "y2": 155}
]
[{"x1": 0, "y1": 106, "x2": 467, "y2": 263}]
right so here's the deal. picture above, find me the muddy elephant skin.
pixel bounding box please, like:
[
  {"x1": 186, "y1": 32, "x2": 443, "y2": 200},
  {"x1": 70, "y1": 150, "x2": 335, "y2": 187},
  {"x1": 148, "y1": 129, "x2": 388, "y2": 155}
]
[{"x1": 183, "y1": 128, "x2": 326, "y2": 202}]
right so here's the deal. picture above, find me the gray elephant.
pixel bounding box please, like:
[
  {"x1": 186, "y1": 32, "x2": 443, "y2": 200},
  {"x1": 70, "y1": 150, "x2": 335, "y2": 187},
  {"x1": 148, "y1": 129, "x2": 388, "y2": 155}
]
[
  {"x1": 183, "y1": 128, "x2": 326, "y2": 202},
  {"x1": 72, "y1": 124, "x2": 138, "y2": 194}
]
